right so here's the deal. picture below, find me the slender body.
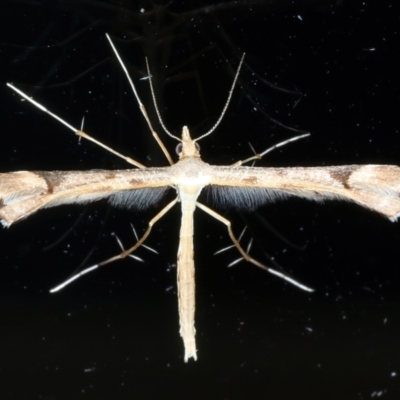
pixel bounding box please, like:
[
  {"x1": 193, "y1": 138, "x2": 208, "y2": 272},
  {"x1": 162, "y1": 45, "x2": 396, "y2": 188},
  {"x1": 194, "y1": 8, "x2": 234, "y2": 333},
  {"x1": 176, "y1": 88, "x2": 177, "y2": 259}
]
[{"x1": 172, "y1": 128, "x2": 210, "y2": 362}]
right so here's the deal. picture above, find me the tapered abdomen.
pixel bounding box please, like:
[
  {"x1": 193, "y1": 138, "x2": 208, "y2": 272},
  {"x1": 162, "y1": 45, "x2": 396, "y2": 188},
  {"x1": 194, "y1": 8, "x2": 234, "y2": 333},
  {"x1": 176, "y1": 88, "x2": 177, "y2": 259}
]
[{"x1": 177, "y1": 197, "x2": 197, "y2": 362}]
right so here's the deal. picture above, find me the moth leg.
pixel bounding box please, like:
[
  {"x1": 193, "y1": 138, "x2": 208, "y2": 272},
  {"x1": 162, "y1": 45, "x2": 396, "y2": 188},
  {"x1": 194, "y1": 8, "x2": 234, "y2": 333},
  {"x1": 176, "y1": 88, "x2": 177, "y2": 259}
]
[
  {"x1": 231, "y1": 133, "x2": 310, "y2": 167},
  {"x1": 6, "y1": 83, "x2": 146, "y2": 169},
  {"x1": 214, "y1": 226, "x2": 248, "y2": 256},
  {"x1": 196, "y1": 201, "x2": 313, "y2": 292},
  {"x1": 50, "y1": 197, "x2": 179, "y2": 293},
  {"x1": 118, "y1": 197, "x2": 179, "y2": 259}
]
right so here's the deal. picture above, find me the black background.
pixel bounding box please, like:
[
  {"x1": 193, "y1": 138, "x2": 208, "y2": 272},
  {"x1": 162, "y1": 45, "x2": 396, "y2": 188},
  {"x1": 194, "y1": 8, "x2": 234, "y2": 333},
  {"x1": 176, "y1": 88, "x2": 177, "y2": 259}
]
[{"x1": 0, "y1": 1, "x2": 399, "y2": 399}]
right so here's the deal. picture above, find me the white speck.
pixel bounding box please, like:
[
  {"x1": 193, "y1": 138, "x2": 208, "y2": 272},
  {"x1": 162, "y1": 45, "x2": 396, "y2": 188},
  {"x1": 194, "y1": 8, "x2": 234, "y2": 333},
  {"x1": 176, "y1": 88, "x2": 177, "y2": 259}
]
[
  {"x1": 297, "y1": 15, "x2": 303, "y2": 21},
  {"x1": 371, "y1": 390, "x2": 386, "y2": 397},
  {"x1": 391, "y1": 371, "x2": 397, "y2": 377},
  {"x1": 305, "y1": 327, "x2": 313, "y2": 332},
  {"x1": 140, "y1": 8, "x2": 145, "y2": 13},
  {"x1": 165, "y1": 286, "x2": 173, "y2": 292},
  {"x1": 84, "y1": 367, "x2": 95, "y2": 373},
  {"x1": 363, "y1": 48, "x2": 376, "y2": 51}
]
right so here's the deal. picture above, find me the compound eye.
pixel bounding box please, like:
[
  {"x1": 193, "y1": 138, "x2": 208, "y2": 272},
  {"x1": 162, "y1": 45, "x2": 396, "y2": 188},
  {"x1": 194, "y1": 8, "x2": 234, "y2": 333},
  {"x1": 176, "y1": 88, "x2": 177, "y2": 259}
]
[{"x1": 175, "y1": 143, "x2": 183, "y2": 155}]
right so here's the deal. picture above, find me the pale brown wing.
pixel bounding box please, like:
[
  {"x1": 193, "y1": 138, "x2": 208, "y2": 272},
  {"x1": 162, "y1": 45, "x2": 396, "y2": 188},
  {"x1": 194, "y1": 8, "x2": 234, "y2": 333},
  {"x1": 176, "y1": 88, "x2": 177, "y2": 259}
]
[
  {"x1": 207, "y1": 165, "x2": 400, "y2": 221},
  {"x1": 0, "y1": 168, "x2": 173, "y2": 226}
]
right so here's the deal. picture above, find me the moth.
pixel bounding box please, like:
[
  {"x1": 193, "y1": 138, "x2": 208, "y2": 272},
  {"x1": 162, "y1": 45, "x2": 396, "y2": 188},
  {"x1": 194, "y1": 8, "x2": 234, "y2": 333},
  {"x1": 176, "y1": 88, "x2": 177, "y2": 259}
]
[{"x1": 2, "y1": 34, "x2": 400, "y2": 362}]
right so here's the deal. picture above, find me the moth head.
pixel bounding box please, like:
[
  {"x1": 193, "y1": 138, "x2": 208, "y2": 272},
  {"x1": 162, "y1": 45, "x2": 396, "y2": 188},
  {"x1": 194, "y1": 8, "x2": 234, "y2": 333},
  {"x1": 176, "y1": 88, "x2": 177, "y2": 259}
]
[{"x1": 176, "y1": 126, "x2": 200, "y2": 159}]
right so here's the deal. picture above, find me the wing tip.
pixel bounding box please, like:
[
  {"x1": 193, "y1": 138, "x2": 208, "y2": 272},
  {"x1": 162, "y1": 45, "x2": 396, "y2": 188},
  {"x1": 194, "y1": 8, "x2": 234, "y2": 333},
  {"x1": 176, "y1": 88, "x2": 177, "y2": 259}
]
[
  {"x1": 0, "y1": 218, "x2": 11, "y2": 228},
  {"x1": 389, "y1": 212, "x2": 400, "y2": 223}
]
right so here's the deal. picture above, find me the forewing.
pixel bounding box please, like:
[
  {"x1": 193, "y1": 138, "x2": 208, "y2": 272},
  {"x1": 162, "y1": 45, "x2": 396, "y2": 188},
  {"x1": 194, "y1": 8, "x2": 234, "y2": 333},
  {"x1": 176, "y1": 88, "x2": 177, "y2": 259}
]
[
  {"x1": 207, "y1": 165, "x2": 400, "y2": 221},
  {"x1": 0, "y1": 168, "x2": 172, "y2": 226}
]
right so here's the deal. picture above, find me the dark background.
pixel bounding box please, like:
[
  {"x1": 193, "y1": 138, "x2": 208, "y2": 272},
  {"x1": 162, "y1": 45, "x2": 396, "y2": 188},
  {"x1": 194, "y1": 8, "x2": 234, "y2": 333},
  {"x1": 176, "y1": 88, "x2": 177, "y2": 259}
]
[{"x1": 0, "y1": 0, "x2": 399, "y2": 399}]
